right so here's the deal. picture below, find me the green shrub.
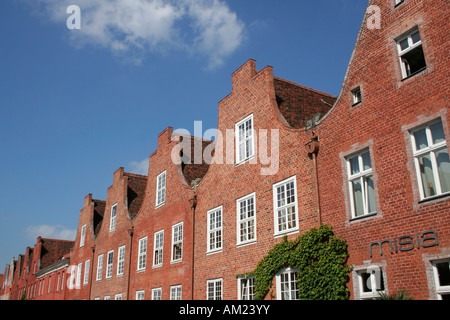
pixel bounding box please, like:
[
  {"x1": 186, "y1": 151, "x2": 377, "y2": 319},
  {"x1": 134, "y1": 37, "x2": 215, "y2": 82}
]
[{"x1": 239, "y1": 225, "x2": 351, "y2": 300}]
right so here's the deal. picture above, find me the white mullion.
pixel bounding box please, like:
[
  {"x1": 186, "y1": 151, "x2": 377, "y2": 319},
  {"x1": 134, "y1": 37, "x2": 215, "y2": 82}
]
[{"x1": 429, "y1": 150, "x2": 442, "y2": 195}]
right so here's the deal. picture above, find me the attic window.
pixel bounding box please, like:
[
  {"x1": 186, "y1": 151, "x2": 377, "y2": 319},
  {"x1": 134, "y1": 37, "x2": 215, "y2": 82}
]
[
  {"x1": 396, "y1": 28, "x2": 427, "y2": 79},
  {"x1": 351, "y1": 87, "x2": 362, "y2": 106}
]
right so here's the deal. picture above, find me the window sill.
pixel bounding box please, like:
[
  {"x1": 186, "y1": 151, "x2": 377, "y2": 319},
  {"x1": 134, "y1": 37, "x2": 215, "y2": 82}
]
[
  {"x1": 236, "y1": 240, "x2": 257, "y2": 248},
  {"x1": 155, "y1": 202, "x2": 165, "y2": 209},
  {"x1": 349, "y1": 212, "x2": 378, "y2": 222},
  {"x1": 235, "y1": 156, "x2": 255, "y2": 167},
  {"x1": 274, "y1": 229, "x2": 299, "y2": 239},
  {"x1": 352, "y1": 101, "x2": 362, "y2": 108},
  {"x1": 394, "y1": 1, "x2": 404, "y2": 8},
  {"x1": 206, "y1": 249, "x2": 222, "y2": 256},
  {"x1": 418, "y1": 192, "x2": 450, "y2": 204},
  {"x1": 170, "y1": 259, "x2": 182, "y2": 264},
  {"x1": 401, "y1": 67, "x2": 427, "y2": 82}
]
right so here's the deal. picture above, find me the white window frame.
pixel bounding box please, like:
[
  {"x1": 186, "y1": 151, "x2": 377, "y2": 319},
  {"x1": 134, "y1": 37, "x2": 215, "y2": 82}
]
[
  {"x1": 236, "y1": 193, "x2": 257, "y2": 246},
  {"x1": 207, "y1": 206, "x2": 223, "y2": 254},
  {"x1": 394, "y1": 0, "x2": 404, "y2": 6},
  {"x1": 109, "y1": 204, "x2": 117, "y2": 232},
  {"x1": 410, "y1": 119, "x2": 450, "y2": 200},
  {"x1": 276, "y1": 267, "x2": 299, "y2": 300},
  {"x1": 235, "y1": 114, "x2": 255, "y2": 165},
  {"x1": 137, "y1": 237, "x2": 147, "y2": 271},
  {"x1": 155, "y1": 171, "x2": 166, "y2": 208},
  {"x1": 104, "y1": 295, "x2": 111, "y2": 300},
  {"x1": 346, "y1": 150, "x2": 377, "y2": 218},
  {"x1": 207, "y1": 278, "x2": 223, "y2": 300},
  {"x1": 136, "y1": 290, "x2": 145, "y2": 300},
  {"x1": 80, "y1": 225, "x2": 86, "y2": 247},
  {"x1": 171, "y1": 222, "x2": 183, "y2": 263},
  {"x1": 432, "y1": 258, "x2": 450, "y2": 300},
  {"x1": 75, "y1": 262, "x2": 82, "y2": 288},
  {"x1": 237, "y1": 276, "x2": 255, "y2": 300},
  {"x1": 351, "y1": 86, "x2": 362, "y2": 106},
  {"x1": 83, "y1": 259, "x2": 90, "y2": 285},
  {"x1": 96, "y1": 254, "x2": 103, "y2": 281},
  {"x1": 106, "y1": 250, "x2": 114, "y2": 279},
  {"x1": 115, "y1": 293, "x2": 122, "y2": 300},
  {"x1": 170, "y1": 285, "x2": 182, "y2": 300},
  {"x1": 153, "y1": 230, "x2": 164, "y2": 267},
  {"x1": 117, "y1": 245, "x2": 125, "y2": 276},
  {"x1": 273, "y1": 176, "x2": 299, "y2": 236},
  {"x1": 356, "y1": 267, "x2": 386, "y2": 300},
  {"x1": 396, "y1": 27, "x2": 426, "y2": 79},
  {"x1": 152, "y1": 287, "x2": 162, "y2": 300}
]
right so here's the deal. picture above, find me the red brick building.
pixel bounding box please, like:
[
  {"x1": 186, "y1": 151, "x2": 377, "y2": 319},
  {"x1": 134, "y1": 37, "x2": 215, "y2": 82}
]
[
  {"x1": 316, "y1": 0, "x2": 450, "y2": 300},
  {"x1": 128, "y1": 128, "x2": 211, "y2": 300},
  {"x1": 66, "y1": 168, "x2": 147, "y2": 300},
  {"x1": 2, "y1": 0, "x2": 448, "y2": 301},
  {"x1": 192, "y1": 60, "x2": 335, "y2": 300},
  {"x1": 1, "y1": 237, "x2": 73, "y2": 300}
]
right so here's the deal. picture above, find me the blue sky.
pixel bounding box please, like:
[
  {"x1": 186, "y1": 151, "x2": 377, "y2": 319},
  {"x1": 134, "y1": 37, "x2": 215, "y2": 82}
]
[{"x1": 0, "y1": 0, "x2": 367, "y2": 270}]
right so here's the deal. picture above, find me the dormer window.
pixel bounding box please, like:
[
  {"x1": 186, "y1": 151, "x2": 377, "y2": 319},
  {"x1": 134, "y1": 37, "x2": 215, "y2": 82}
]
[
  {"x1": 109, "y1": 204, "x2": 117, "y2": 231},
  {"x1": 235, "y1": 114, "x2": 255, "y2": 165},
  {"x1": 352, "y1": 87, "x2": 362, "y2": 106},
  {"x1": 156, "y1": 171, "x2": 166, "y2": 207}
]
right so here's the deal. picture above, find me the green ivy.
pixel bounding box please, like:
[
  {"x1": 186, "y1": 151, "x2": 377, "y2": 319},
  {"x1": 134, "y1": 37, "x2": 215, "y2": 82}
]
[{"x1": 239, "y1": 225, "x2": 351, "y2": 300}]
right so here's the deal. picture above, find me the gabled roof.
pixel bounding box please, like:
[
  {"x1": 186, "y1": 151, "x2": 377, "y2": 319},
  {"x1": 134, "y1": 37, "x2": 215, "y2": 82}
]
[
  {"x1": 274, "y1": 77, "x2": 336, "y2": 128},
  {"x1": 125, "y1": 172, "x2": 147, "y2": 218}
]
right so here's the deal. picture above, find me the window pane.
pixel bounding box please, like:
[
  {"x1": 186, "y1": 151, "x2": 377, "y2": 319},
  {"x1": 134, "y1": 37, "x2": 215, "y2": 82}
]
[
  {"x1": 350, "y1": 156, "x2": 360, "y2": 175},
  {"x1": 277, "y1": 185, "x2": 286, "y2": 207},
  {"x1": 360, "y1": 272, "x2": 371, "y2": 293},
  {"x1": 411, "y1": 31, "x2": 421, "y2": 44},
  {"x1": 400, "y1": 38, "x2": 409, "y2": 51},
  {"x1": 352, "y1": 179, "x2": 364, "y2": 217},
  {"x1": 413, "y1": 128, "x2": 428, "y2": 150},
  {"x1": 418, "y1": 154, "x2": 436, "y2": 197},
  {"x1": 430, "y1": 122, "x2": 446, "y2": 145},
  {"x1": 366, "y1": 176, "x2": 376, "y2": 213},
  {"x1": 402, "y1": 45, "x2": 426, "y2": 76},
  {"x1": 362, "y1": 152, "x2": 372, "y2": 170},
  {"x1": 436, "y1": 149, "x2": 450, "y2": 193},
  {"x1": 436, "y1": 262, "x2": 450, "y2": 287}
]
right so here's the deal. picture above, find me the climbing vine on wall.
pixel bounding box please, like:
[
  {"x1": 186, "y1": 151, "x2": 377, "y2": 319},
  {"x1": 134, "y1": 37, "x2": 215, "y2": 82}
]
[{"x1": 239, "y1": 225, "x2": 351, "y2": 300}]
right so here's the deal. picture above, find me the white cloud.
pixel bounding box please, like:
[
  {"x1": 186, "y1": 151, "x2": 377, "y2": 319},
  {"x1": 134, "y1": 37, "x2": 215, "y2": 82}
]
[
  {"x1": 32, "y1": 0, "x2": 244, "y2": 67},
  {"x1": 25, "y1": 224, "x2": 76, "y2": 241},
  {"x1": 128, "y1": 158, "x2": 149, "y2": 175}
]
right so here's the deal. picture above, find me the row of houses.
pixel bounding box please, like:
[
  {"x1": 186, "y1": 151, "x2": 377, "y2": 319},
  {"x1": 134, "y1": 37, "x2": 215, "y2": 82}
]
[{"x1": 1, "y1": 0, "x2": 449, "y2": 300}]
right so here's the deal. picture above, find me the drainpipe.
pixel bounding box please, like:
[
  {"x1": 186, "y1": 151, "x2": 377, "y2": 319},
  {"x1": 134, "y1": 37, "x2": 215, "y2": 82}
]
[
  {"x1": 88, "y1": 245, "x2": 95, "y2": 300},
  {"x1": 306, "y1": 131, "x2": 322, "y2": 227},
  {"x1": 126, "y1": 226, "x2": 134, "y2": 300},
  {"x1": 189, "y1": 194, "x2": 197, "y2": 300}
]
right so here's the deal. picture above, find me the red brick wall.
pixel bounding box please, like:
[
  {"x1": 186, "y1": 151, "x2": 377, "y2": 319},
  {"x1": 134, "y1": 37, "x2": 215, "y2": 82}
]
[
  {"x1": 66, "y1": 194, "x2": 101, "y2": 300},
  {"x1": 129, "y1": 127, "x2": 196, "y2": 300}
]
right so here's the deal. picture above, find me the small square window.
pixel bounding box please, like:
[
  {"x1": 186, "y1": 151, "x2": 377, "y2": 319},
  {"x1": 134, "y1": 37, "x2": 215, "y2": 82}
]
[
  {"x1": 351, "y1": 87, "x2": 362, "y2": 106},
  {"x1": 207, "y1": 278, "x2": 223, "y2": 300},
  {"x1": 151, "y1": 288, "x2": 162, "y2": 300},
  {"x1": 357, "y1": 267, "x2": 385, "y2": 299}
]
